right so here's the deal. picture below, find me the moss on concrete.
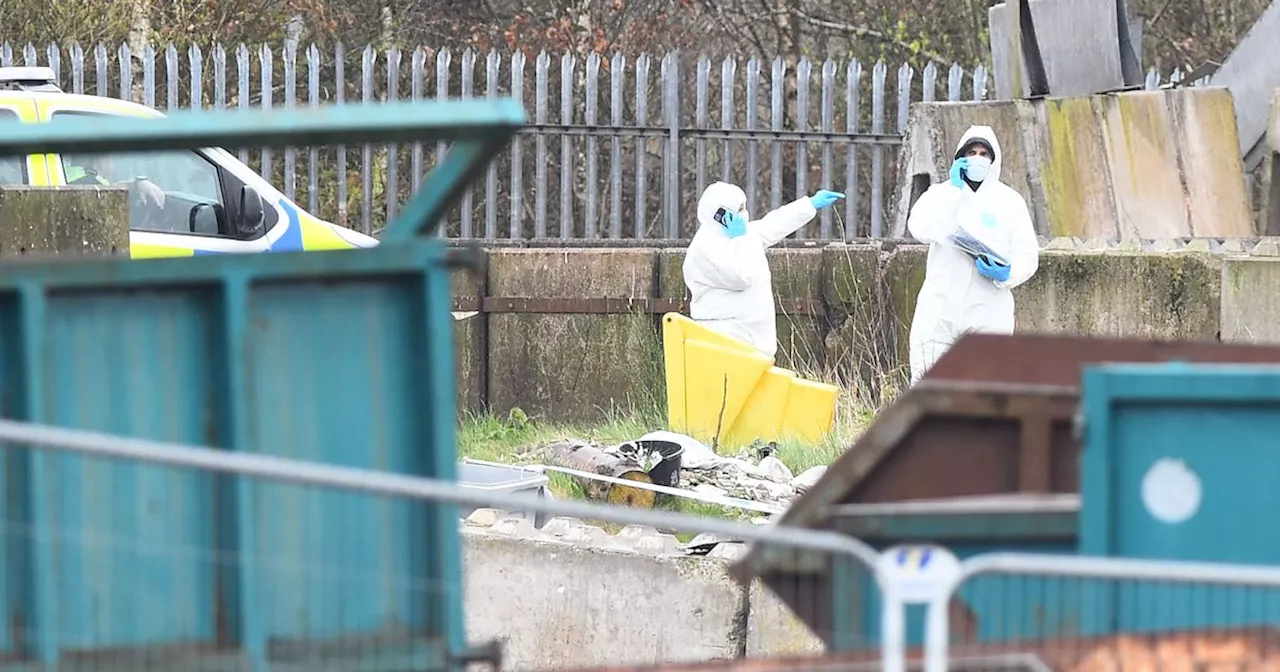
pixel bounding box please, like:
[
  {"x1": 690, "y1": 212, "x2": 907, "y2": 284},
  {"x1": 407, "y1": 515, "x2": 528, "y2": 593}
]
[
  {"x1": 879, "y1": 245, "x2": 927, "y2": 385},
  {"x1": 486, "y1": 249, "x2": 661, "y2": 422},
  {"x1": 0, "y1": 187, "x2": 129, "y2": 256},
  {"x1": 1220, "y1": 257, "x2": 1280, "y2": 343},
  {"x1": 1016, "y1": 251, "x2": 1220, "y2": 339},
  {"x1": 656, "y1": 249, "x2": 688, "y2": 301},
  {"x1": 1040, "y1": 98, "x2": 1098, "y2": 238},
  {"x1": 767, "y1": 248, "x2": 825, "y2": 373}
]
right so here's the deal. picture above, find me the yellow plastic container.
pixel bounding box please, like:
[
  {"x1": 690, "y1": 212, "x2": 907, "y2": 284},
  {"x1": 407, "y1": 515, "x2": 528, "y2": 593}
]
[{"x1": 661, "y1": 313, "x2": 840, "y2": 450}]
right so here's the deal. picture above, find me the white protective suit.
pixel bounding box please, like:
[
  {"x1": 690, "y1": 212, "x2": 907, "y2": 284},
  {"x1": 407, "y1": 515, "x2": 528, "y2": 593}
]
[
  {"x1": 906, "y1": 125, "x2": 1040, "y2": 383},
  {"x1": 683, "y1": 182, "x2": 818, "y2": 357}
]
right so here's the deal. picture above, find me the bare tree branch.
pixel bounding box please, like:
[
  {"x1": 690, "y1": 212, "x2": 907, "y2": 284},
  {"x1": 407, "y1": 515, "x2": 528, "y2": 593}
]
[{"x1": 791, "y1": 8, "x2": 953, "y2": 64}]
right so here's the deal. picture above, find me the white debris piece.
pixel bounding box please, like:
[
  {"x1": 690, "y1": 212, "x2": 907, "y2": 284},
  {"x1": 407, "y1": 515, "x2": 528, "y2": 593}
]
[
  {"x1": 755, "y1": 455, "x2": 794, "y2": 483},
  {"x1": 791, "y1": 465, "x2": 828, "y2": 494}
]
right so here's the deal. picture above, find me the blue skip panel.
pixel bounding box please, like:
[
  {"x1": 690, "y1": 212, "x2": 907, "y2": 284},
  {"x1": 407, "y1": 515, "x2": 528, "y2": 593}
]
[
  {"x1": 1080, "y1": 363, "x2": 1280, "y2": 638},
  {"x1": 0, "y1": 241, "x2": 463, "y2": 669}
]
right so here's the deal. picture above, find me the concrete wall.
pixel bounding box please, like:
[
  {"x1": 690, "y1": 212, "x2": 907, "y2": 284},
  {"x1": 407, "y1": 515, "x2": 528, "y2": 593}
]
[
  {"x1": 0, "y1": 186, "x2": 130, "y2": 256},
  {"x1": 888, "y1": 89, "x2": 1253, "y2": 241},
  {"x1": 452, "y1": 240, "x2": 1280, "y2": 421},
  {"x1": 461, "y1": 510, "x2": 823, "y2": 671}
]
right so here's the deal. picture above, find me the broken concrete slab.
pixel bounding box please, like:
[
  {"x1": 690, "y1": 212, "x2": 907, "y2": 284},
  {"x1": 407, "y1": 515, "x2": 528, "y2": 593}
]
[
  {"x1": 890, "y1": 88, "x2": 1254, "y2": 241},
  {"x1": 988, "y1": 0, "x2": 1143, "y2": 100}
]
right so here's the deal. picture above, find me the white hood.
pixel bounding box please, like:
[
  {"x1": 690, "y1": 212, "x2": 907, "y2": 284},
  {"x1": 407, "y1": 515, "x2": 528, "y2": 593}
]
[
  {"x1": 953, "y1": 125, "x2": 1004, "y2": 188},
  {"x1": 696, "y1": 181, "x2": 748, "y2": 232}
]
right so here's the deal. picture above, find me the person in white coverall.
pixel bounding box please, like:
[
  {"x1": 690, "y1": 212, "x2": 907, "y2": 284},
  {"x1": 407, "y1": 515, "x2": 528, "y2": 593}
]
[
  {"x1": 683, "y1": 182, "x2": 845, "y2": 357},
  {"x1": 906, "y1": 125, "x2": 1040, "y2": 384}
]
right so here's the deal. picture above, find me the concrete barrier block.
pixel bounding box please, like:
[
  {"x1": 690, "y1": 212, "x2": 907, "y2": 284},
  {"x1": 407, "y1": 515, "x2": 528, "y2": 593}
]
[
  {"x1": 452, "y1": 261, "x2": 486, "y2": 415},
  {"x1": 1183, "y1": 238, "x2": 1216, "y2": 253},
  {"x1": 1252, "y1": 239, "x2": 1280, "y2": 256},
  {"x1": 1221, "y1": 257, "x2": 1280, "y2": 344},
  {"x1": 877, "y1": 244, "x2": 928, "y2": 388},
  {"x1": 486, "y1": 249, "x2": 662, "y2": 422},
  {"x1": 1016, "y1": 252, "x2": 1221, "y2": 340},
  {"x1": 893, "y1": 89, "x2": 1253, "y2": 241},
  {"x1": 1222, "y1": 238, "x2": 1254, "y2": 254},
  {"x1": 988, "y1": 0, "x2": 1140, "y2": 100},
  {"x1": 0, "y1": 186, "x2": 129, "y2": 256},
  {"x1": 1140, "y1": 238, "x2": 1185, "y2": 252},
  {"x1": 1171, "y1": 88, "x2": 1255, "y2": 237},
  {"x1": 656, "y1": 248, "x2": 688, "y2": 302},
  {"x1": 1096, "y1": 92, "x2": 1193, "y2": 239},
  {"x1": 821, "y1": 244, "x2": 896, "y2": 397},
  {"x1": 1035, "y1": 96, "x2": 1121, "y2": 239},
  {"x1": 768, "y1": 248, "x2": 826, "y2": 374},
  {"x1": 1044, "y1": 236, "x2": 1083, "y2": 250},
  {"x1": 463, "y1": 533, "x2": 746, "y2": 671},
  {"x1": 746, "y1": 580, "x2": 826, "y2": 657}
]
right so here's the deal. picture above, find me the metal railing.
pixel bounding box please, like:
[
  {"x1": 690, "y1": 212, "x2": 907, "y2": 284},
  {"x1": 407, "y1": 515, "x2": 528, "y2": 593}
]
[
  {"x1": 7, "y1": 415, "x2": 1280, "y2": 670},
  {"x1": 923, "y1": 552, "x2": 1280, "y2": 672},
  {"x1": 0, "y1": 40, "x2": 1196, "y2": 241},
  {"x1": 0, "y1": 417, "x2": 888, "y2": 670}
]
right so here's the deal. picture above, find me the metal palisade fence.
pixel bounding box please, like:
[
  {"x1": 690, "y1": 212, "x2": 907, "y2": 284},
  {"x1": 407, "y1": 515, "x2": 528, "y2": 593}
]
[{"x1": 0, "y1": 41, "x2": 1188, "y2": 240}]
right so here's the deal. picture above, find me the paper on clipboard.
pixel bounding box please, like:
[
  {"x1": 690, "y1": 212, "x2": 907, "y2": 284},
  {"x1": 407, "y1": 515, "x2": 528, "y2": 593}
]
[{"x1": 947, "y1": 229, "x2": 1010, "y2": 267}]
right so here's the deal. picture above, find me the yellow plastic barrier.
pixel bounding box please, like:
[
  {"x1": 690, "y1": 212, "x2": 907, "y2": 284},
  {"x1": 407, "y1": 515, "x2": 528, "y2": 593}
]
[{"x1": 661, "y1": 312, "x2": 840, "y2": 450}]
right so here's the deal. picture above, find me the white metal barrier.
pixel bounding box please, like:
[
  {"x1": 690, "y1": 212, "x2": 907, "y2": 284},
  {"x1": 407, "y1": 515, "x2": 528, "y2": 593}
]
[{"x1": 922, "y1": 552, "x2": 1280, "y2": 672}]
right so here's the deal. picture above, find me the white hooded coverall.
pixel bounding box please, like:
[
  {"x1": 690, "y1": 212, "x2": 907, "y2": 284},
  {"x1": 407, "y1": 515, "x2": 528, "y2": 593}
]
[
  {"x1": 906, "y1": 125, "x2": 1040, "y2": 383},
  {"x1": 683, "y1": 181, "x2": 818, "y2": 357}
]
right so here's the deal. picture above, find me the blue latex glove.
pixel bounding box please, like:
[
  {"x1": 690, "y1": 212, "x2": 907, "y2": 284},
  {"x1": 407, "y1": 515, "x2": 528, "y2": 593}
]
[
  {"x1": 809, "y1": 189, "x2": 845, "y2": 210},
  {"x1": 723, "y1": 210, "x2": 747, "y2": 238},
  {"x1": 975, "y1": 255, "x2": 1011, "y2": 283},
  {"x1": 949, "y1": 157, "x2": 970, "y2": 188}
]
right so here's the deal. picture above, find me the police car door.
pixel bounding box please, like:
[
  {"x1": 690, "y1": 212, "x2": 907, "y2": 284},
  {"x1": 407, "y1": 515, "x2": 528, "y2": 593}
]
[{"x1": 38, "y1": 101, "x2": 272, "y2": 257}]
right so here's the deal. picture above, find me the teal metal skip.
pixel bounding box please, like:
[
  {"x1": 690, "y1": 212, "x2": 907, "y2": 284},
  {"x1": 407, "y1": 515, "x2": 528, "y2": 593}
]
[
  {"x1": 1080, "y1": 362, "x2": 1280, "y2": 639},
  {"x1": 0, "y1": 99, "x2": 524, "y2": 670}
]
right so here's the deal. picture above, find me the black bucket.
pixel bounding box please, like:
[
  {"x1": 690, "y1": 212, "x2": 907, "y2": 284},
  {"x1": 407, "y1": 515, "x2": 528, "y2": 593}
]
[{"x1": 631, "y1": 439, "x2": 685, "y2": 488}]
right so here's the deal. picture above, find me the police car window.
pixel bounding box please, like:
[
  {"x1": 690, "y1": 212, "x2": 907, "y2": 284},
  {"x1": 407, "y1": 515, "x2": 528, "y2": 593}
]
[
  {"x1": 0, "y1": 109, "x2": 25, "y2": 186},
  {"x1": 52, "y1": 110, "x2": 226, "y2": 233},
  {"x1": 53, "y1": 110, "x2": 223, "y2": 202}
]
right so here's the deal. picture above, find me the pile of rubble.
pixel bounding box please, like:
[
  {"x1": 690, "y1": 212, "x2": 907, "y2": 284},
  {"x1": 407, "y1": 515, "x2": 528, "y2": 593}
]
[
  {"x1": 518, "y1": 430, "x2": 830, "y2": 514},
  {"x1": 679, "y1": 446, "x2": 826, "y2": 508},
  {"x1": 617, "y1": 430, "x2": 828, "y2": 510}
]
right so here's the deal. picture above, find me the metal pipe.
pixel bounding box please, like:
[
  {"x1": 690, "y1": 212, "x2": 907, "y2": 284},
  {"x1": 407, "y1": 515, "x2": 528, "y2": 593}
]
[
  {"x1": 0, "y1": 418, "x2": 880, "y2": 568},
  {"x1": 442, "y1": 237, "x2": 923, "y2": 249}
]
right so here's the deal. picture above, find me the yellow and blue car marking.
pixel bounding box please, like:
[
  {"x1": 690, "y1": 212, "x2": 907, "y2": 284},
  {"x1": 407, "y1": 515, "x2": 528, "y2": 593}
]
[{"x1": 0, "y1": 82, "x2": 379, "y2": 260}]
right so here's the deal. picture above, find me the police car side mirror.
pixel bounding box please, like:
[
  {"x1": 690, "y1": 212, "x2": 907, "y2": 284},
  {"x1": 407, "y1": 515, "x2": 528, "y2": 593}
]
[
  {"x1": 189, "y1": 202, "x2": 224, "y2": 236},
  {"x1": 235, "y1": 186, "x2": 266, "y2": 239}
]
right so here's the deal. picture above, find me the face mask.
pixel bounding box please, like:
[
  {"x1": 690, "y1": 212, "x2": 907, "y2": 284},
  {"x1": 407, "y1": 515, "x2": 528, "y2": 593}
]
[{"x1": 964, "y1": 154, "x2": 992, "y2": 182}]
